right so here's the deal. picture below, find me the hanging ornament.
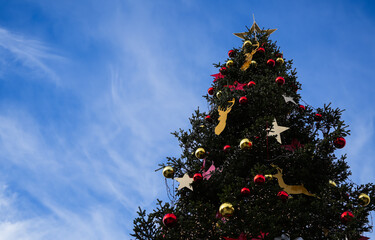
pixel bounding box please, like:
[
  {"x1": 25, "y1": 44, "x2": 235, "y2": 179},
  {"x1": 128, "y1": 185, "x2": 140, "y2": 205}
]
[
  {"x1": 176, "y1": 173, "x2": 194, "y2": 191},
  {"x1": 277, "y1": 191, "x2": 289, "y2": 200},
  {"x1": 216, "y1": 91, "x2": 223, "y2": 99},
  {"x1": 208, "y1": 87, "x2": 214, "y2": 95},
  {"x1": 358, "y1": 193, "x2": 371, "y2": 206},
  {"x1": 220, "y1": 66, "x2": 227, "y2": 75},
  {"x1": 193, "y1": 173, "x2": 203, "y2": 182},
  {"x1": 241, "y1": 42, "x2": 260, "y2": 71},
  {"x1": 282, "y1": 94, "x2": 297, "y2": 105},
  {"x1": 341, "y1": 211, "x2": 354, "y2": 224},
  {"x1": 240, "y1": 138, "x2": 253, "y2": 150},
  {"x1": 162, "y1": 166, "x2": 174, "y2": 178},
  {"x1": 215, "y1": 98, "x2": 235, "y2": 135},
  {"x1": 247, "y1": 81, "x2": 256, "y2": 87},
  {"x1": 239, "y1": 96, "x2": 248, "y2": 104},
  {"x1": 195, "y1": 148, "x2": 206, "y2": 159},
  {"x1": 241, "y1": 187, "x2": 251, "y2": 196},
  {"x1": 267, "y1": 118, "x2": 289, "y2": 144},
  {"x1": 267, "y1": 59, "x2": 275, "y2": 67},
  {"x1": 228, "y1": 50, "x2": 236, "y2": 58},
  {"x1": 334, "y1": 137, "x2": 346, "y2": 149},
  {"x1": 314, "y1": 113, "x2": 322, "y2": 121},
  {"x1": 242, "y1": 40, "x2": 252, "y2": 48},
  {"x1": 257, "y1": 47, "x2": 265, "y2": 54},
  {"x1": 254, "y1": 174, "x2": 265, "y2": 185},
  {"x1": 223, "y1": 145, "x2": 231, "y2": 152},
  {"x1": 226, "y1": 60, "x2": 234, "y2": 67},
  {"x1": 205, "y1": 115, "x2": 212, "y2": 122},
  {"x1": 163, "y1": 213, "x2": 177, "y2": 227},
  {"x1": 265, "y1": 174, "x2": 273, "y2": 180},
  {"x1": 276, "y1": 57, "x2": 285, "y2": 65},
  {"x1": 219, "y1": 202, "x2": 234, "y2": 217},
  {"x1": 299, "y1": 105, "x2": 305, "y2": 111},
  {"x1": 275, "y1": 76, "x2": 285, "y2": 85},
  {"x1": 250, "y1": 60, "x2": 257, "y2": 67}
]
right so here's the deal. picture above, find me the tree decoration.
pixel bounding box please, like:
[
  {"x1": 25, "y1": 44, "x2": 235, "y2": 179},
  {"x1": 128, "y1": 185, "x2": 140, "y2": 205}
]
[
  {"x1": 276, "y1": 57, "x2": 285, "y2": 65},
  {"x1": 219, "y1": 202, "x2": 234, "y2": 217},
  {"x1": 257, "y1": 47, "x2": 265, "y2": 54},
  {"x1": 282, "y1": 139, "x2": 304, "y2": 152},
  {"x1": 314, "y1": 113, "x2": 322, "y2": 121},
  {"x1": 282, "y1": 94, "x2": 297, "y2": 105},
  {"x1": 193, "y1": 173, "x2": 203, "y2": 182},
  {"x1": 223, "y1": 145, "x2": 231, "y2": 152},
  {"x1": 265, "y1": 174, "x2": 273, "y2": 180},
  {"x1": 239, "y1": 96, "x2": 248, "y2": 104},
  {"x1": 215, "y1": 98, "x2": 235, "y2": 135},
  {"x1": 267, "y1": 59, "x2": 275, "y2": 67},
  {"x1": 211, "y1": 72, "x2": 224, "y2": 82},
  {"x1": 334, "y1": 137, "x2": 346, "y2": 149},
  {"x1": 242, "y1": 40, "x2": 252, "y2": 48},
  {"x1": 226, "y1": 60, "x2": 234, "y2": 67},
  {"x1": 195, "y1": 148, "x2": 206, "y2": 159},
  {"x1": 228, "y1": 50, "x2": 235, "y2": 58},
  {"x1": 241, "y1": 41, "x2": 260, "y2": 71},
  {"x1": 358, "y1": 193, "x2": 371, "y2": 206},
  {"x1": 247, "y1": 81, "x2": 256, "y2": 87},
  {"x1": 176, "y1": 173, "x2": 194, "y2": 191},
  {"x1": 329, "y1": 180, "x2": 337, "y2": 187},
  {"x1": 271, "y1": 165, "x2": 316, "y2": 197},
  {"x1": 240, "y1": 138, "x2": 253, "y2": 150},
  {"x1": 162, "y1": 166, "x2": 174, "y2": 178},
  {"x1": 202, "y1": 161, "x2": 221, "y2": 180},
  {"x1": 226, "y1": 81, "x2": 247, "y2": 91},
  {"x1": 267, "y1": 118, "x2": 289, "y2": 144},
  {"x1": 341, "y1": 211, "x2": 354, "y2": 224},
  {"x1": 250, "y1": 60, "x2": 257, "y2": 67},
  {"x1": 208, "y1": 87, "x2": 214, "y2": 95},
  {"x1": 233, "y1": 20, "x2": 277, "y2": 39},
  {"x1": 254, "y1": 174, "x2": 265, "y2": 185},
  {"x1": 274, "y1": 234, "x2": 303, "y2": 240},
  {"x1": 299, "y1": 105, "x2": 305, "y2": 111},
  {"x1": 205, "y1": 115, "x2": 212, "y2": 122},
  {"x1": 278, "y1": 190, "x2": 289, "y2": 200},
  {"x1": 223, "y1": 233, "x2": 248, "y2": 240},
  {"x1": 220, "y1": 66, "x2": 227, "y2": 74},
  {"x1": 275, "y1": 76, "x2": 285, "y2": 85},
  {"x1": 241, "y1": 187, "x2": 251, "y2": 196},
  {"x1": 163, "y1": 213, "x2": 177, "y2": 227}
]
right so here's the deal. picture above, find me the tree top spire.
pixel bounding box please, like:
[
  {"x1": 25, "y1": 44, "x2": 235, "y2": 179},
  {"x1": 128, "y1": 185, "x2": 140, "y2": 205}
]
[{"x1": 233, "y1": 16, "x2": 277, "y2": 40}]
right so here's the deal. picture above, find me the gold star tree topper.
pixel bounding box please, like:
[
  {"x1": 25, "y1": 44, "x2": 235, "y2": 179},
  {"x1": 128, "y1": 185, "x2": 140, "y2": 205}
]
[{"x1": 233, "y1": 17, "x2": 277, "y2": 40}]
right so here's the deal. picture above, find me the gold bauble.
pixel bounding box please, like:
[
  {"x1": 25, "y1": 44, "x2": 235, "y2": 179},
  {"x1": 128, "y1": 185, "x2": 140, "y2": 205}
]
[
  {"x1": 219, "y1": 202, "x2": 234, "y2": 217},
  {"x1": 242, "y1": 40, "x2": 252, "y2": 48},
  {"x1": 276, "y1": 57, "x2": 284, "y2": 65},
  {"x1": 358, "y1": 193, "x2": 370, "y2": 206},
  {"x1": 265, "y1": 174, "x2": 273, "y2": 181},
  {"x1": 163, "y1": 166, "x2": 174, "y2": 178},
  {"x1": 250, "y1": 60, "x2": 257, "y2": 67},
  {"x1": 216, "y1": 91, "x2": 222, "y2": 99},
  {"x1": 329, "y1": 180, "x2": 337, "y2": 187},
  {"x1": 195, "y1": 148, "x2": 206, "y2": 159},
  {"x1": 226, "y1": 60, "x2": 234, "y2": 67},
  {"x1": 239, "y1": 138, "x2": 252, "y2": 150}
]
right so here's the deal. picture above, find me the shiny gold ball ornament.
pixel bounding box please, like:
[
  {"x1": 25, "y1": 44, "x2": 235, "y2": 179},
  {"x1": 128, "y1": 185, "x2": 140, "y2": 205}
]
[
  {"x1": 219, "y1": 202, "x2": 234, "y2": 217},
  {"x1": 195, "y1": 148, "x2": 206, "y2": 159},
  {"x1": 276, "y1": 57, "x2": 284, "y2": 65},
  {"x1": 358, "y1": 193, "x2": 370, "y2": 206},
  {"x1": 226, "y1": 60, "x2": 234, "y2": 68},
  {"x1": 250, "y1": 60, "x2": 257, "y2": 67},
  {"x1": 242, "y1": 40, "x2": 252, "y2": 48},
  {"x1": 265, "y1": 174, "x2": 273, "y2": 181},
  {"x1": 329, "y1": 180, "x2": 337, "y2": 187},
  {"x1": 240, "y1": 138, "x2": 252, "y2": 150},
  {"x1": 162, "y1": 166, "x2": 174, "y2": 178},
  {"x1": 216, "y1": 91, "x2": 222, "y2": 99}
]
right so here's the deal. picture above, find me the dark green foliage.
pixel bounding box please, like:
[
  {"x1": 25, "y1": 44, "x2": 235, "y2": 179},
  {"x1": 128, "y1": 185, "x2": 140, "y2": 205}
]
[{"x1": 132, "y1": 29, "x2": 375, "y2": 240}]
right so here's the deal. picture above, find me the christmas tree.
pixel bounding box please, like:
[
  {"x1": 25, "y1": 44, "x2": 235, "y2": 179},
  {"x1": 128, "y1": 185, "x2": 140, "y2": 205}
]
[{"x1": 131, "y1": 20, "x2": 375, "y2": 240}]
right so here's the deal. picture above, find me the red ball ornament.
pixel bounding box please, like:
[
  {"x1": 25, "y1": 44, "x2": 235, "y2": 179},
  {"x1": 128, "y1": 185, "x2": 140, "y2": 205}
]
[
  {"x1": 239, "y1": 96, "x2": 248, "y2": 104},
  {"x1": 163, "y1": 213, "x2": 177, "y2": 227},
  {"x1": 241, "y1": 187, "x2": 251, "y2": 196},
  {"x1": 267, "y1": 59, "x2": 275, "y2": 67},
  {"x1": 334, "y1": 137, "x2": 346, "y2": 149},
  {"x1": 193, "y1": 173, "x2": 203, "y2": 182},
  {"x1": 314, "y1": 113, "x2": 322, "y2": 121},
  {"x1": 247, "y1": 81, "x2": 256, "y2": 87},
  {"x1": 277, "y1": 191, "x2": 289, "y2": 200},
  {"x1": 208, "y1": 87, "x2": 214, "y2": 95},
  {"x1": 257, "y1": 47, "x2": 265, "y2": 54},
  {"x1": 205, "y1": 115, "x2": 212, "y2": 122},
  {"x1": 228, "y1": 50, "x2": 235, "y2": 58},
  {"x1": 223, "y1": 145, "x2": 231, "y2": 152},
  {"x1": 254, "y1": 174, "x2": 265, "y2": 185},
  {"x1": 275, "y1": 76, "x2": 285, "y2": 85},
  {"x1": 341, "y1": 211, "x2": 354, "y2": 224},
  {"x1": 299, "y1": 105, "x2": 305, "y2": 111},
  {"x1": 220, "y1": 66, "x2": 227, "y2": 75}
]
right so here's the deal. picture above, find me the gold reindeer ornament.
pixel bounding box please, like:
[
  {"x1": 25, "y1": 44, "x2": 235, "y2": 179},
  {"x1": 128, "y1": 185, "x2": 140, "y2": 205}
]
[
  {"x1": 215, "y1": 98, "x2": 235, "y2": 135},
  {"x1": 241, "y1": 42, "x2": 260, "y2": 71},
  {"x1": 271, "y1": 164, "x2": 316, "y2": 197}
]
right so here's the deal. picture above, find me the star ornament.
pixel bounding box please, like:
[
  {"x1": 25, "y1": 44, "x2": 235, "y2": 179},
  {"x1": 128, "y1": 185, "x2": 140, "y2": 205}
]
[
  {"x1": 234, "y1": 21, "x2": 277, "y2": 40},
  {"x1": 267, "y1": 118, "x2": 289, "y2": 144},
  {"x1": 176, "y1": 173, "x2": 193, "y2": 191},
  {"x1": 282, "y1": 94, "x2": 297, "y2": 105}
]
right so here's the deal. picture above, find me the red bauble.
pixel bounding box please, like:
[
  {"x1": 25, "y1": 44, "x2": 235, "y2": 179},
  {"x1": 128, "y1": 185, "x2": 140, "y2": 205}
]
[
  {"x1": 299, "y1": 105, "x2": 305, "y2": 111},
  {"x1": 193, "y1": 173, "x2": 203, "y2": 182},
  {"x1": 254, "y1": 174, "x2": 265, "y2": 185},
  {"x1": 247, "y1": 81, "x2": 256, "y2": 87},
  {"x1": 163, "y1": 213, "x2": 177, "y2": 227},
  {"x1": 241, "y1": 187, "x2": 251, "y2": 196},
  {"x1": 220, "y1": 66, "x2": 227, "y2": 74},
  {"x1": 208, "y1": 87, "x2": 214, "y2": 95},
  {"x1": 205, "y1": 115, "x2": 212, "y2": 122},
  {"x1": 257, "y1": 47, "x2": 265, "y2": 54},
  {"x1": 277, "y1": 191, "x2": 289, "y2": 200},
  {"x1": 314, "y1": 113, "x2": 322, "y2": 121},
  {"x1": 334, "y1": 137, "x2": 346, "y2": 149},
  {"x1": 223, "y1": 145, "x2": 231, "y2": 152},
  {"x1": 239, "y1": 96, "x2": 248, "y2": 104},
  {"x1": 341, "y1": 211, "x2": 354, "y2": 224},
  {"x1": 228, "y1": 50, "x2": 235, "y2": 58},
  {"x1": 267, "y1": 59, "x2": 275, "y2": 67},
  {"x1": 275, "y1": 76, "x2": 285, "y2": 85}
]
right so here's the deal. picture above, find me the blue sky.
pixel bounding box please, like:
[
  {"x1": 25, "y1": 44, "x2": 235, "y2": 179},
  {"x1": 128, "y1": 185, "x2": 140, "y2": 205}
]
[{"x1": 0, "y1": 0, "x2": 374, "y2": 239}]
